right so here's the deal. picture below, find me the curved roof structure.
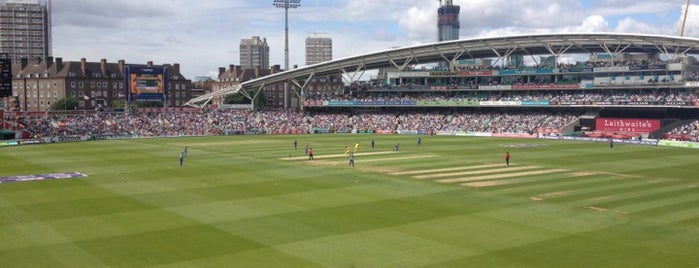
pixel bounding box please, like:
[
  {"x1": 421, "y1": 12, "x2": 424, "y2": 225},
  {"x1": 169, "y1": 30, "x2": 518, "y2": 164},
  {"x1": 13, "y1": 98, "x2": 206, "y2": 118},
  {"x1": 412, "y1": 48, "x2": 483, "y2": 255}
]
[{"x1": 185, "y1": 32, "x2": 699, "y2": 107}]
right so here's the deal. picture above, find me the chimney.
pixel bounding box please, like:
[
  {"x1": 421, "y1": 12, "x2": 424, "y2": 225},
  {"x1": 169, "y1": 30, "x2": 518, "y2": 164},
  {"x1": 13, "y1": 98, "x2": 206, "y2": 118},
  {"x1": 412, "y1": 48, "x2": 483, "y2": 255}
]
[
  {"x1": 173, "y1": 63, "x2": 180, "y2": 74},
  {"x1": 55, "y1": 57, "x2": 63, "y2": 70},
  {"x1": 20, "y1": 58, "x2": 28, "y2": 70},
  {"x1": 34, "y1": 57, "x2": 42, "y2": 64},
  {"x1": 80, "y1": 58, "x2": 87, "y2": 75},
  {"x1": 147, "y1": 61, "x2": 153, "y2": 67},
  {"x1": 218, "y1": 67, "x2": 225, "y2": 78},
  {"x1": 254, "y1": 65, "x2": 260, "y2": 78},
  {"x1": 46, "y1": 56, "x2": 53, "y2": 69},
  {"x1": 293, "y1": 64, "x2": 298, "y2": 69},
  {"x1": 118, "y1": 59, "x2": 125, "y2": 74},
  {"x1": 271, "y1": 64, "x2": 281, "y2": 74},
  {"x1": 100, "y1": 58, "x2": 107, "y2": 75}
]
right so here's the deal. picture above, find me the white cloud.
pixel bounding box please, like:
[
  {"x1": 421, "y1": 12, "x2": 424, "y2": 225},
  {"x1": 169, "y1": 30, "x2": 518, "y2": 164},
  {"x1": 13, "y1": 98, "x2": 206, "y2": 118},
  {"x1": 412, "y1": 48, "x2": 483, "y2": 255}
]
[
  {"x1": 48, "y1": 0, "x2": 695, "y2": 79},
  {"x1": 399, "y1": 6, "x2": 435, "y2": 41},
  {"x1": 615, "y1": 18, "x2": 667, "y2": 35},
  {"x1": 677, "y1": 4, "x2": 699, "y2": 37}
]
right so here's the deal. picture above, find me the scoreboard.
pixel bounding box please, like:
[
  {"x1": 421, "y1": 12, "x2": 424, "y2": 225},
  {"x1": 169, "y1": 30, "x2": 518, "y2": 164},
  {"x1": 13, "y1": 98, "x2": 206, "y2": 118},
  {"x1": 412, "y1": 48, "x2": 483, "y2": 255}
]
[
  {"x1": 124, "y1": 66, "x2": 168, "y2": 101},
  {"x1": 0, "y1": 56, "x2": 11, "y2": 98}
]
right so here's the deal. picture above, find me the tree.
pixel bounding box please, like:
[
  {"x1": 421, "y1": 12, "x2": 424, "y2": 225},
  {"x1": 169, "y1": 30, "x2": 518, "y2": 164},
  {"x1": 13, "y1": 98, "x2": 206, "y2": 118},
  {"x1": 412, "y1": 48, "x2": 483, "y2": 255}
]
[
  {"x1": 224, "y1": 92, "x2": 250, "y2": 105},
  {"x1": 110, "y1": 99, "x2": 126, "y2": 110},
  {"x1": 223, "y1": 90, "x2": 267, "y2": 109},
  {"x1": 252, "y1": 90, "x2": 268, "y2": 109},
  {"x1": 50, "y1": 97, "x2": 79, "y2": 111}
]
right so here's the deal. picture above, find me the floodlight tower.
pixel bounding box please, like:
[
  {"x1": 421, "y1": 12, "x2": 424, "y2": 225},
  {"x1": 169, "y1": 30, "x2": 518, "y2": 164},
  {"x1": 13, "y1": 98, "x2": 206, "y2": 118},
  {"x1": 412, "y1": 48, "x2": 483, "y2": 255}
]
[
  {"x1": 273, "y1": 0, "x2": 301, "y2": 109},
  {"x1": 680, "y1": 0, "x2": 691, "y2": 37}
]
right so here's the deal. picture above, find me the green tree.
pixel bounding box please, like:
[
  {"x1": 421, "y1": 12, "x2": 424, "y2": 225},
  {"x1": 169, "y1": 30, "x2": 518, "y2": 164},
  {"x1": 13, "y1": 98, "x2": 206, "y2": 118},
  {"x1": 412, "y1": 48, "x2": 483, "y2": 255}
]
[
  {"x1": 252, "y1": 90, "x2": 268, "y2": 109},
  {"x1": 50, "y1": 97, "x2": 79, "y2": 111},
  {"x1": 223, "y1": 90, "x2": 267, "y2": 109},
  {"x1": 110, "y1": 99, "x2": 126, "y2": 110},
  {"x1": 224, "y1": 92, "x2": 250, "y2": 104}
]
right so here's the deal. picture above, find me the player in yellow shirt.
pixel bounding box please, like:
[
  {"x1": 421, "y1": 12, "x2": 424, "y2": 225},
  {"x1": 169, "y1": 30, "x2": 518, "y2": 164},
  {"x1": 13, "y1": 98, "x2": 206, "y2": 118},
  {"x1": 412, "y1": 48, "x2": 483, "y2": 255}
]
[
  {"x1": 354, "y1": 142, "x2": 359, "y2": 153},
  {"x1": 344, "y1": 146, "x2": 351, "y2": 157}
]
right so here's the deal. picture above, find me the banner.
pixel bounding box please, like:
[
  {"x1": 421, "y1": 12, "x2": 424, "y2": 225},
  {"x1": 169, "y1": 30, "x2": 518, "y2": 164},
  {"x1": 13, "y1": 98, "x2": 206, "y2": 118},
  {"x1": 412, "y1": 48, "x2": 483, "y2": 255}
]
[
  {"x1": 416, "y1": 100, "x2": 478, "y2": 107},
  {"x1": 479, "y1": 85, "x2": 512, "y2": 90},
  {"x1": 456, "y1": 70, "x2": 494, "y2": 76},
  {"x1": 596, "y1": 118, "x2": 661, "y2": 132},
  {"x1": 480, "y1": 101, "x2": 521, "y2": 106},
  {"x1": 512, "y1": 84, "x2": 580, "y2": 90},
  {"x1": 593, "y1": 66, "x2": 630, "y2": 72}
]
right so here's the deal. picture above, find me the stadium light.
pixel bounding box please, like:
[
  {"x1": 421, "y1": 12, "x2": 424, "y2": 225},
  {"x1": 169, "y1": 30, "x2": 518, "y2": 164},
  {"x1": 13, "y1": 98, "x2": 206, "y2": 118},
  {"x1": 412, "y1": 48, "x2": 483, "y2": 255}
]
[{"x1": 273, "y1": 0, "x2": 301, "y2": 109}]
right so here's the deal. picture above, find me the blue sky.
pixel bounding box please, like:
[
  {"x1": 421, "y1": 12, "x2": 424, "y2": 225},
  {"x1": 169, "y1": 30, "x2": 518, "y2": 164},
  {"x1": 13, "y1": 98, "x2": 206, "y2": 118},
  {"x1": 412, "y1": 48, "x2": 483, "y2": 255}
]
[{"x1": 49, "y1": 0, "x2": 699, "y2": 79}]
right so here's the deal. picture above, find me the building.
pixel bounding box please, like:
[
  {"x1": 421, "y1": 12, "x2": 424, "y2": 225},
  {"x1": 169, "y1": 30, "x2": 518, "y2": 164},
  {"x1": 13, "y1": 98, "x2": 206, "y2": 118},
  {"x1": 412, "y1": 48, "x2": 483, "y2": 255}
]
[
  {"x1": 213, "y1": 64, "x2": 281, "y2": 107},
  {"x1": 7, "y1": 57, "x2": 192, "y2": 112},
  {"x1": 239, "y1": 36, "x2": 270, "y2": 70},
  {"x1": 213, "y1": 64, "x2": 343, "y2": 109},
  {"x1": 305, "y1": 34, "x2": 332, "y2": 65},
  {"x1": 0, "y1": 0, "x2": 51, "y2": 63},
  {"x1": 437, "y1": 0, "x2": 460, "y2": 42}
]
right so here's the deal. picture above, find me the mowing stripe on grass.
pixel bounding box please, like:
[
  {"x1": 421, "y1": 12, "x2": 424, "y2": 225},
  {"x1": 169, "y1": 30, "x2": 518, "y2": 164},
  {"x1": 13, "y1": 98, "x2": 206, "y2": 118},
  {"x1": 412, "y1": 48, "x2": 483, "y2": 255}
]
[
  {"x1": 612, "y1": 190, "x2": 699, "y2": 214},
  {"x1": 280, "y1": 151, "x2": 396, "y2": 161},
  {"x1": 303, "y1": 154, "x2": 436, "y2": 167},
  {"x1": 414, "y1": 166, "x2": 538, "y2": 179},
  {"x1": 463, "y1": 169, "x2": 578, "y2": 188},
  {"x1": 541, "y1": 180, "x2": 671, "y2": 204},
  {"x1": 388, "y1": 163, "x2": 503, "y2": 176},
  {"x1": 565, "y1": 183, "x2": 694, "y2": 208},
  {"x1": 434, "y1": 168, "x2": 566, "y2": 183},
  {"x1": 460, "y1": 169, "x2": 570, "y2": 187},
  {"x1": 486, "y1": 174, "x2": 610, "y2": 194},
  {"x1": 641, "y1": 206, "x2": 699, "y2": 225}
]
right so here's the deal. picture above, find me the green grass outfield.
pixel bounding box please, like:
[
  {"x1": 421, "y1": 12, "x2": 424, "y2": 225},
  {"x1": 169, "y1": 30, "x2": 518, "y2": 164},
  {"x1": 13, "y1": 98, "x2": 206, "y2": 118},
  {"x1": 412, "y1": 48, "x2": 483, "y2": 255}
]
[{"x1": 1, "y1": 135, "x2": 698, "y2": 267}]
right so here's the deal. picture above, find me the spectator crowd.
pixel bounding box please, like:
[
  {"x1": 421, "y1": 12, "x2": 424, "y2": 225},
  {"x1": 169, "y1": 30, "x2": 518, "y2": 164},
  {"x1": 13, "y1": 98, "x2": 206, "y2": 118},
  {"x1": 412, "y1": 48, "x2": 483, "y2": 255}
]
[{"x1": 8, "y1": 108, "x2": 580, "y2": 139}]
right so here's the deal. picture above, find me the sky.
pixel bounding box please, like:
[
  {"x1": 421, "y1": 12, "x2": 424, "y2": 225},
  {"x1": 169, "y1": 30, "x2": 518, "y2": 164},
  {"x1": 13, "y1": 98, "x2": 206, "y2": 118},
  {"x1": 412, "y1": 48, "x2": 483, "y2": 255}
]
[{"x1": 48, "y1": 0, "x2": 699, "y2": 79}]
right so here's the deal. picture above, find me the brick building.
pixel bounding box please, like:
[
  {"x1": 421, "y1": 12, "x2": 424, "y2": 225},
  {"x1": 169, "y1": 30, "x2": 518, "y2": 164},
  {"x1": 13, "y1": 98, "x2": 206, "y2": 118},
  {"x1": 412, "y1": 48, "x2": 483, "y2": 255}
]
[
  {"x1": 213, "y1": 64, "x2": 344, "y2": 109},
  {"x1": 4, "y1": 57, "x2": 192, "y2": 111}
]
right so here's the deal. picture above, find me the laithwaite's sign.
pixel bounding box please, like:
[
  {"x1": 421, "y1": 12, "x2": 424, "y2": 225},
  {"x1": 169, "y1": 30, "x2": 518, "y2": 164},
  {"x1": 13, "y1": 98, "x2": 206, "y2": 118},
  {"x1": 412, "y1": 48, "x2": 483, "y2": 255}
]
[{"x1": 596, "y1": 118, "x2": 661, "y2": 133}]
